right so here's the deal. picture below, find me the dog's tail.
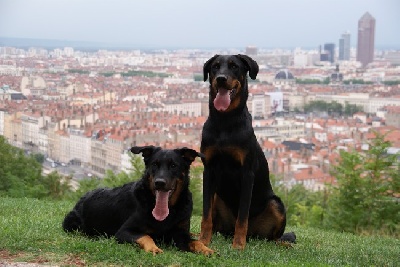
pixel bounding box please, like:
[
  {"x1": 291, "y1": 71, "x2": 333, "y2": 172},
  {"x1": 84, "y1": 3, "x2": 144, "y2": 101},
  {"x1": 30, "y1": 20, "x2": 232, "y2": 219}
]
[{"x1": 62, "y1": 210, "x2": 82, "y2": 233}]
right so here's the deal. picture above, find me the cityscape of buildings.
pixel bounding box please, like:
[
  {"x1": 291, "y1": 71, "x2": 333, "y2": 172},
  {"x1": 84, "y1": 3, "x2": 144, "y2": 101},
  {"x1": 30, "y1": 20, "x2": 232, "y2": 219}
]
[{"x1": 1, "y1": 12, "x2": 399, "y2": 191}]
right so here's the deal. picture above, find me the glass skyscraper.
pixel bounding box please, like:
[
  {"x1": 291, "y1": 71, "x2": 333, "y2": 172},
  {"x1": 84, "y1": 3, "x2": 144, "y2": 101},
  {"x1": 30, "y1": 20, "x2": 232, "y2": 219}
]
[
  {"x1": 324, "y1": 43, "x2": 335, "y2": 63},
  {"x1": 339, "y1": 31, "x2": 351, "y2": 61},
  {"x1": 356, "y1": 12, "x2": 375, "y2": 67}
]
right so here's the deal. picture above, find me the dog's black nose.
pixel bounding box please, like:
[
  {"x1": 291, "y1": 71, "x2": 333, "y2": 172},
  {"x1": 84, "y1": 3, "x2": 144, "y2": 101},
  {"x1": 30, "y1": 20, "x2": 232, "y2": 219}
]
[
  {"x1": 154, "y1": 178, "x2": 166, "y2": 189},
  {"x1": 216, "y1": 75, "x2": 227, "y2": 84}
]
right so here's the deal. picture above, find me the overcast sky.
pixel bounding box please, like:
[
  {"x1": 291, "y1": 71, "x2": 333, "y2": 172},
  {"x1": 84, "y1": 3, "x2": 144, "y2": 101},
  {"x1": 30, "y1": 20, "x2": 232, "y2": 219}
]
[{"x1": 0, "y1": 0, "x2": 399, "y2": 49}]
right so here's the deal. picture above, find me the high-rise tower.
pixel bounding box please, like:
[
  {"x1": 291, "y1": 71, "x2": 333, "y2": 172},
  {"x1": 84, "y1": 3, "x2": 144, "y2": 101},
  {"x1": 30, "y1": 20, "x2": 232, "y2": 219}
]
[
  {"x1": 339, "y1": 31, "x2": 351, "y2": 61},
  {"x1": 356, "y1": 12, "x2": 375, "y2": 67},
  {"x1": 324, "y1": 43, "x2": 335, "y2": 63}
]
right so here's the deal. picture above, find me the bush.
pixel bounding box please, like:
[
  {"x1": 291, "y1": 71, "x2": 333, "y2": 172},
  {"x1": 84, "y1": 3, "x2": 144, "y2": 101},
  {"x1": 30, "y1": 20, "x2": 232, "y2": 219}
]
[{"x1": 326, "y1": 132, "x2": 400, "y2": 236}]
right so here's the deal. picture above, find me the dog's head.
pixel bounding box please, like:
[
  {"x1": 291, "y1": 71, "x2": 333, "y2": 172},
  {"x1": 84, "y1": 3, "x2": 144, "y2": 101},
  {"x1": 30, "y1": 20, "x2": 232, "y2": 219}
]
[
  {"x1": 203, "y1": 54, "x2": 259, "y2": 113},
  {"x1": 130, "y1": 146, "x2": 204, "y2": 221}
]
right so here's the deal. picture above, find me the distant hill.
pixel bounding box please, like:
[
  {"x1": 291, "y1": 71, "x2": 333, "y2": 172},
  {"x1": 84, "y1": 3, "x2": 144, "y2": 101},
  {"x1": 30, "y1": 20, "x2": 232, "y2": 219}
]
[
  {"x1": 0, "y1": 37, "x2": 141, "y2": 51},
  {"x1": 1, "y1": 36, "x2": 399, "y2": 51}
]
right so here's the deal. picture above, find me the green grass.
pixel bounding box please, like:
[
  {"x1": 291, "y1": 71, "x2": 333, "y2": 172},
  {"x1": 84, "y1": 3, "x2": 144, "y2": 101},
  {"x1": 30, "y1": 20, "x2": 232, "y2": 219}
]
[{"x1": 0, "y1": 198, "x2": 399, "y2": 267}]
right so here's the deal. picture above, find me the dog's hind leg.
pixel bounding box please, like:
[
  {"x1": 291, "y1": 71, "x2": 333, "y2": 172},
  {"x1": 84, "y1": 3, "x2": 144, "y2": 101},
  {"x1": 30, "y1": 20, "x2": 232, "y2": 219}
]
[{"x1": 248, "y1": 196, "x2": 289, "y2": 242}]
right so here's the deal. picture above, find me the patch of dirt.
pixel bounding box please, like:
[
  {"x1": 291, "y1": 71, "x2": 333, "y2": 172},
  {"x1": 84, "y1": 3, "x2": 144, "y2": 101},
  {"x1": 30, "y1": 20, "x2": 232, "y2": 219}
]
[
  {"x1": 62, "y1": 254, "x2": 85, "y2": 267},
  {"x1": 0, "y1": 250, "x2": 87, "y2": 267},
  {"x1": 0, "y1": 250, "x2": 24, "y2": 261},
  {"x1": 0, "y1": 250, "x2": 59, "y2": 267}
]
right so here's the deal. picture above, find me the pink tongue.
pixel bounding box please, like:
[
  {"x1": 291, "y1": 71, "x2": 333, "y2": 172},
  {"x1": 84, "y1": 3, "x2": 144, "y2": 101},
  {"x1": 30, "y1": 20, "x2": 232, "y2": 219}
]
[
  {"x1": 152, "y1": 190, "x2": 170, "y2": 221},
  {"x1": 214, "y1": 88, "x2": 231, "y2": 111}
]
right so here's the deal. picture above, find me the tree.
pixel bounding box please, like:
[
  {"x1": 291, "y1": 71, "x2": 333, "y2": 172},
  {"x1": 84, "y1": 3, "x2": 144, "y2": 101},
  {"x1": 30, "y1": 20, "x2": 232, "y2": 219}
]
[
  {"x1": 32, "y1": 153, "x2": 45, "y2": 164},
  {"x1": 0, "y1": 136, "x2": 43, "y2": 198},
  {"x1": 326, "y1": 132, "x2": 400, "y2": 236},
  {"x1": 344, "y1": 102, "x2": 363, "y2": 116},
  {"x1": 270, "y1": 174, "x2": 326, "y2": 227},
  {"x1": 40, "y1": 171, "x2": 72, "y2": 199}
]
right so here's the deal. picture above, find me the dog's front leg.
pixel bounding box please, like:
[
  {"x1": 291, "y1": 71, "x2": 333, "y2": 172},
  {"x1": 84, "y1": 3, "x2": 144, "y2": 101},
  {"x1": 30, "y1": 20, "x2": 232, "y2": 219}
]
[
  {"x1": 173, "y1": 220, "x2": 215, "y2": 256},
  {"x1": 199, "y1": 167, "x2": 215, "y2": 246},
  {"x1": 233, "y1": 170, "x2": 254, "y2": 250},
  {"x1": 116, "y1": 219, "x2": 163, "y2": 255},
  {"x1": 136, "y1": 235, "x2": 163, "y2": 255},
  {"x1": 116, "y1": 229, "x2": 163, "y2": 255}
]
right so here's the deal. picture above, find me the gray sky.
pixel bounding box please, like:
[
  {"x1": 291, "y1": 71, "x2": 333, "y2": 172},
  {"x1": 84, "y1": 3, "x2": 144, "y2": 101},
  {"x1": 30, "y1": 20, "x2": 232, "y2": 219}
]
[{"x1": 0, "y1": 0, "x2": 399, "y2": 49}]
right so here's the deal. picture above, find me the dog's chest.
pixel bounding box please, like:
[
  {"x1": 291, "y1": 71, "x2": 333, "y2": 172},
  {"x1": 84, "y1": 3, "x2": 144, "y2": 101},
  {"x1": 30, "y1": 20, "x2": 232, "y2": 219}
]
[
  {"x1": 202, "y1": 121, "x2": 254, "y2": 166},
  {"x1": 203, "y1": 144, "x2": 247, "y2": 167}
]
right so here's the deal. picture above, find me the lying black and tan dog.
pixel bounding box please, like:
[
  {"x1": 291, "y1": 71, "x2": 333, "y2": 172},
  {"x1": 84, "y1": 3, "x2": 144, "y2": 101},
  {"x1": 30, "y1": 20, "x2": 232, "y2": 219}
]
[
  {"x1": 199, "y1": 54, "x2": 296, "y2": 250},
  {"x1": 62, "y1": 146, "x2": 214, "y2": 255}
]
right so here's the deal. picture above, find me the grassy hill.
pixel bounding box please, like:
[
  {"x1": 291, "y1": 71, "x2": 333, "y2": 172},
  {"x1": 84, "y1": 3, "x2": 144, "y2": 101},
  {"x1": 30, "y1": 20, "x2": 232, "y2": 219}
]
[{"x1": 0, "y1": 197, "x2": 399, "y2": 266}]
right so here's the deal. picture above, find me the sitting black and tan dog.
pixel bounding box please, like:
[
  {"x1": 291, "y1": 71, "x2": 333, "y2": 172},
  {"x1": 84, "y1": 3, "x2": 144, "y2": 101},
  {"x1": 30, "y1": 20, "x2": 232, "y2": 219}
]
[
  {"x1": 62, "y1": 146, "x2": 214, "y2": 255},
  {"x1": 199, "y1": 54, "x2": 296, "y2": 250}
]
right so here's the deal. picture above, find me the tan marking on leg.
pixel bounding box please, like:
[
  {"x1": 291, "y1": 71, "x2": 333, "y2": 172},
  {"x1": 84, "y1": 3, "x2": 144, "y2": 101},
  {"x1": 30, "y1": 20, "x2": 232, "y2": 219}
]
[
  {"x1": 200, "y1": 210, "x2": 213, "y2": 245},
  {"x1": 189, "y1": 240, "x2": 215, "y2": 255},
  {"x1": 233, "y1": 219, "x2": 248, "y2": 250},
  {"x1": 136, "y1": 235, "x2": 163, "y2": 255},
  {"x1": 270, "y1": 201, "x2": 286, "y2": 239},
  {"x1": 248, "y1": 200, "x2": 286, "y2": 240},
  {"x1": 199, "y1": 195, "x2": 214, "y2": 246}
]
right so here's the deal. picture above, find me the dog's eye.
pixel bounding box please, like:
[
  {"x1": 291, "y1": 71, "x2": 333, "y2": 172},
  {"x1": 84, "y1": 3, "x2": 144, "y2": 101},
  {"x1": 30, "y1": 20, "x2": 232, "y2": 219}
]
[
  {"x1": 230, "y1": 63, "x2": 238, "y2": 70},
  {"x1": 151, "y1": 162, "x2": 159, "y2": 168},
  {"x1": 170, "y1": 163, "x2": 177, "y2": 169},
  {"x1": 213, "y1": 64, "x2": 220, "y2": 70}
]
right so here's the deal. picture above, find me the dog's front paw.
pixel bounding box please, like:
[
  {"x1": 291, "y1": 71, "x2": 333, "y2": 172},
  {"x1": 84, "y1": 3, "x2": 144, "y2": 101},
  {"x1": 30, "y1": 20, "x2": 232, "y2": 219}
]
[
  {"x1": 232, "y1": 236, "x2": 246, "y2": 250},
  {"x1": 189, "y1": 240, "x2": 215, "y2": 256},
  {"x1": 144, "y1": 245, "x2": 163, "y2": 255},
  {"x1": 136, "y1": 235, "x2": 163, "y2": 255}
]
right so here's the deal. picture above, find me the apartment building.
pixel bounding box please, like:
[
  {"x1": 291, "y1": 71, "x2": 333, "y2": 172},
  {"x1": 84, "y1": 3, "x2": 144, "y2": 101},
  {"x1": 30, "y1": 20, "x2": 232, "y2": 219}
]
[
  {"x1": 38, "y1": 127, "x2": 48, "y2": 155},
  {"x1": 385, "y1": 106, "x2": 400, "y2": 128},
  {"x1": 249, "y1": 94, "x2": 267, "y2": 118},
  {"x1": 20, "y1": 112, "x2": 51, "y2": 151},
  {"x1": 163, "y1": 100, "x2": 202, "y2": 116},
  {"x1": 314, "y1": 93, "x2": 400, "y2": 113},
  {"x1": 47, "y1": 122, "x2": 59, "y2": 160},
  {"x1": 3, "y1": 112, "x2": 22, "y2": 147},
  {"x1": 104, "y1": 132, "x2": 133, "y2": 173},
  {"x1": 69, "y1": 128, "x2": 92, "y2": 167},
  {"x1": 91, "y1": 134, "x2": 107, "y2": 175},
  {"x1": 59, "y1": 132, "x2": 70, "y2": 163},
  {"x1": 254, "y1": 119, "x2": 306, "y2": 142},
  {"x1": 286, "y1": 93, "x2": 307, "y2": 112}
]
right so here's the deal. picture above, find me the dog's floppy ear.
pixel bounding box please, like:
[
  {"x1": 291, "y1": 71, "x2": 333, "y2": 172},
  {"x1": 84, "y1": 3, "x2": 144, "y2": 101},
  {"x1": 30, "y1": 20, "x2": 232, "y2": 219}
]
[
  {"x1": 203, "y1": 54, "x2": 219, "y2": 82},
  {"x1": 175, "y1": 147, "x2": 204, "y2": 164},
  {"x1": 237, "y1": 54, "x2": 259, "y2": 80},
  {"x1": 131, "y1": 146, "x2": 161, "y2": 164}
]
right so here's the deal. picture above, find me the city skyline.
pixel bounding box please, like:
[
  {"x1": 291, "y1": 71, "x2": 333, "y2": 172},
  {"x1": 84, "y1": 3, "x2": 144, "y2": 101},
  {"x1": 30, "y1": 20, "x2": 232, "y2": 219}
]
[{"x1": 0, "y1": 0, "x2": 399, "y2": 49}]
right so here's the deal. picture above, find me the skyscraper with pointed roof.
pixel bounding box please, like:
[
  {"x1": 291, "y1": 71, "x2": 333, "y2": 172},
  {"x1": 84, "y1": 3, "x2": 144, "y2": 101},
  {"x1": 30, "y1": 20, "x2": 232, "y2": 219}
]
[{"x1": 356, "y1": 12, "x2": 375, "y2": 67}]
